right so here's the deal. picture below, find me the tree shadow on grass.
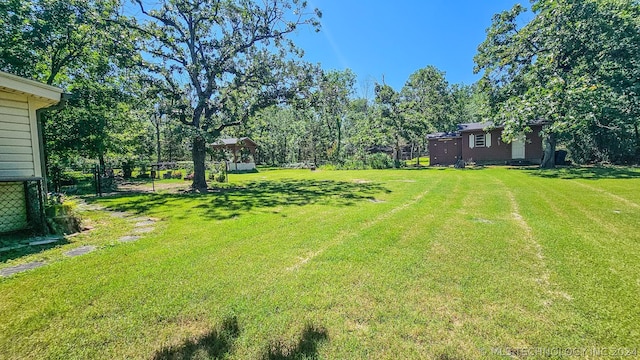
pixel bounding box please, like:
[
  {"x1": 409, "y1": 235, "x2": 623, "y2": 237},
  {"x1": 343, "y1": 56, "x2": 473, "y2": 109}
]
[
  {"x1": 0, "y1": 236, "x2": 70, "y2": 263},
  {"x1": 519, "y1": 166, "x2": 640, "y2": 180},
  {"x1": 153, "y1": 316, "x2": 240, "y2": 360},
  {"x1": 86, "y1": 179, "x2": 391, "y2": 221},
  {"x1": 262, "y1": 324, "x2": 329, "y2": 360}
]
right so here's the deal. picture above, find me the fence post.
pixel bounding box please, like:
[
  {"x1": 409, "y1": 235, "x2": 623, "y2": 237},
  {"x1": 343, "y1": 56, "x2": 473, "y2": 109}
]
[{"x1": 93, "y1": 165, "x2": 102, "y2": 197}]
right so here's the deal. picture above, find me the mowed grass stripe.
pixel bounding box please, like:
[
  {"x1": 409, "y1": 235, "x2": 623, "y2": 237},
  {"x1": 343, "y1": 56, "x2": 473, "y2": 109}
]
[
  {"x1": 498, "y1": 169, "x2": 640, "y2": 348},
  {"x1": 570, "y1": 180, "x2": 640, "y2": 209},
  {"x1": 408, "y1": 170, "x2": 565, "y2": 357},
  {"x1": 179, "y1": 172, "x2": 451, "y2": 359},
  {"x1": 224, "y1": 171, "x2": 465, "y2": 358}
]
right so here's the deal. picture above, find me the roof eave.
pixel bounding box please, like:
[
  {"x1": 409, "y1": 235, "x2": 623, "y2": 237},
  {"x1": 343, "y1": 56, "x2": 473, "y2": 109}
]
[{"x1": 0, "y1": 71, "x2": 63, "y2": 107}]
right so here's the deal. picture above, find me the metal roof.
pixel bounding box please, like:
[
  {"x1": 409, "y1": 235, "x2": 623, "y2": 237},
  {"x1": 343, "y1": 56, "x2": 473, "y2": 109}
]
[
  {"x1": 427, "y1": 132, "x2": 461, "y2": 139},
  {"x1": 457, "y1": 122, "x2": 494, "y2": 132},
  {"x1": 210, "y1": 137, "x2": 257, "y2": 147}
]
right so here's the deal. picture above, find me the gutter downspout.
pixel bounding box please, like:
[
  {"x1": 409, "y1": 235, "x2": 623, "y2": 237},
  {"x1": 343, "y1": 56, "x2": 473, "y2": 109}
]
[{"x1": 35, "y1": 93, "x2": 72, "y2": 197}]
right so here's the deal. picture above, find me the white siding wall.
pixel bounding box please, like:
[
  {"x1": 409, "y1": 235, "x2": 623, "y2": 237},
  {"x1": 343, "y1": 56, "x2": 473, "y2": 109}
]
[{"x1": 0, "y1": 91, "x2": 35, "y2": 179}]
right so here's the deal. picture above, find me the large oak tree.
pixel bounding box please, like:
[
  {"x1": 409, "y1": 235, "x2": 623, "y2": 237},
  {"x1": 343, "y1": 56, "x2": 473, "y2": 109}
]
[{"x1": 128, "y1": 0, "x2": 320, "y2": 191}]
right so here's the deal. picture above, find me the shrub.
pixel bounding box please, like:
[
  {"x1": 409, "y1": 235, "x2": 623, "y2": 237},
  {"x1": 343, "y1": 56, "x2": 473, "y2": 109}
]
[
  {"x1": 176, "y1": 161, "x2": 194, "y2": 174},
  {"x1": 337, "y1": 159, "x2": 368, "y2": 170},
  {"x1": 318, "y1": 163, "x2": 336, "y2": 170},
  {"x1": 172, "y1": 171, "x2": 183, "y2": 179},
  {"x1": 367, "y1": 153, "x2": 395, "y2": 169},
  {"x1": 45, "y1": 197, "x2": 83, "y2": 235},
  {"x1": 122, "y1": 160, "x2": 134, "y2": 178}
]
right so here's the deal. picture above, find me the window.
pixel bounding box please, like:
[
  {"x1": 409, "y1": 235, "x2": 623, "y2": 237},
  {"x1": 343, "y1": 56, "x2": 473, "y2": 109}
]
[{"x1": 469, "y1": 133, "x2": 491, "y2": 149}]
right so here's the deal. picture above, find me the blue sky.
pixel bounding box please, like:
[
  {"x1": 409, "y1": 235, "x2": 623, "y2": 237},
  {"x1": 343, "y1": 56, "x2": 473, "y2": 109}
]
[{"x1": 290, "y1": 1, "x2": 528, "y2": 94}]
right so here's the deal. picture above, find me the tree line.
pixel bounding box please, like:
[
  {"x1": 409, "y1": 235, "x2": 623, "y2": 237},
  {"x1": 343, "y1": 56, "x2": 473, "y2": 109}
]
[{"x1": 1, "y1": 0, "x2": 638, "y2": 191}]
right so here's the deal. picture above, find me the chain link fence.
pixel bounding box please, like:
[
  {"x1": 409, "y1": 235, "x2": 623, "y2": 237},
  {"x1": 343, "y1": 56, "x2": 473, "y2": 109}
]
[{"x1": 0, "y1": 180, "x2": 45, "y2": 234}]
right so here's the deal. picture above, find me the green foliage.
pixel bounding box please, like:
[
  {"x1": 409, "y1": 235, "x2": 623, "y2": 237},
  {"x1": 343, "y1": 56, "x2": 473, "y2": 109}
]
[
  {"x1": 365, "y1": 153, "x2": 396, "y2": 169},
  {"x1": 128, "y1": 0, "x2": 321, "y2": 191},
  {"x1": 475, "y1": 0, "x2": 640, "y2": 165},
  {"x1": 401, "y1": 65, "x2": 454, "y2": 134},
  {"x1": 44, "y1": 199, "x2": 83, "y2": 235},
  {"x1": 331, "y1": 153, "x2": 396, "y2": 170},
  {"x1": 208, "y1": 162, "x2": 227, "y2": 182}
]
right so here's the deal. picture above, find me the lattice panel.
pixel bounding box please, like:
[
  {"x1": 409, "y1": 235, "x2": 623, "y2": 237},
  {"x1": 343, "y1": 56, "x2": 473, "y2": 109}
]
[{"x1": 0, "y1": 182, "x2": 28, "y2": 233}]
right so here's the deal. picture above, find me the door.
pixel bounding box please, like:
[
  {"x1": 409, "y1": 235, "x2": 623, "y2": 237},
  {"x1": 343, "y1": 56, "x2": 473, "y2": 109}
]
[{"x1": 511, "y1": 136, "x2": 526, "y2": 159}]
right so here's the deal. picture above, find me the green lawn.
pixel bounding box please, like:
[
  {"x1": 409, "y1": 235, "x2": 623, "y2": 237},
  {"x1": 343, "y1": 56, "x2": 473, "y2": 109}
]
[{"x1": 1, "y1": 167, "x2": 639, "y2": 359}]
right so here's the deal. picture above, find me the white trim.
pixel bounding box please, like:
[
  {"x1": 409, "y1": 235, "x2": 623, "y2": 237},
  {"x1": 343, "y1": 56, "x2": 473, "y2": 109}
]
[
  {"x1": 0, "y1": 71, "x2": 62, "y2": 108},
  {"x1": 28, "y1": 97, "x2": 42, "y2": 177},
  {"x1": 469, "y1": 134, "x2": 475, "y2": 149}
]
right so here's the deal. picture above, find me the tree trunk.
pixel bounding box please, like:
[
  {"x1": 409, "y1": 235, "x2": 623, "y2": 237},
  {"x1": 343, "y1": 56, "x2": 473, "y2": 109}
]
[
  {"x1": 540, "y1": 132, "x2": 556, "y2": 169},
  {"x1": 394, "y1": 135, "x2": 401, "y2": 167},
  {"x1": 634, "y1": 123, "x2": 640, "y2": 161},
  {"x1": 192, "y1": 135, "x2": 208, "y2": 192},
  {"x1": 99, "y1": 152, "x2": 106, "y2": 174},
  {"x1": 335, "y1": 118, "x2": 342, "y2": 163},
  {"x1": 156, "y1": 119, "x2": 161, "y2": 164}
]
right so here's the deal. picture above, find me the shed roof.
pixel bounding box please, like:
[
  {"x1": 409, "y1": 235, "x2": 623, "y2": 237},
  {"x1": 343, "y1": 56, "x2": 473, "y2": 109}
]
[
  {"x1": 457, "y1": 120, "x2": 546, "y2": 133},
  {"x1": 0, "y1": 71, "x2": 62, "y2": 107},
  {"x1": 210, "y1": 137, "x2": 257, "y2": 147},
  {"x1": 457, "y1": 122, "x2": 494, "y2": 132},
  {"x1": 427, "y1": 132, "x2": 461, "y2": 140}
]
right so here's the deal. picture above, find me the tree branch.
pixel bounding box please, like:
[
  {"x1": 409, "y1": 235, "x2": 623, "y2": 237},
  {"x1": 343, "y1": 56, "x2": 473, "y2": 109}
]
[{"x1": 215, "y1": 121, "x2": 242, "y2": 132}]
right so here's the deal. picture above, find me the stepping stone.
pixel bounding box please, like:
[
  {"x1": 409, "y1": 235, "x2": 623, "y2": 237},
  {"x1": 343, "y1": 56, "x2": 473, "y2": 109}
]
[
  {"x1": 118, "y1": 235, "x2": 141, "y2": 243},
  {"x1": 133, "y1": 227, "x2": 154, "y2": 234},
  {"x1": 0, "y1": 262, "x2": 46, "y2": 277},
  {"x1": 109, "y1": 211, "x2": 130, "y2": 218},
  {"x1": 80, "y1": 204, "x2": 105, "y2": 211},
  {"x1": 0, "y1": 244, "x2": 28, "y2": 253},
  {"x1": 134, "y1": 220, "x2": 156, "y2": 227},
  {"x1": 64, "y1": 245, "x2": 97, "y2": 257},
  {"x1": 28, "y1": 235, "x2": 63, "y2": 246}
]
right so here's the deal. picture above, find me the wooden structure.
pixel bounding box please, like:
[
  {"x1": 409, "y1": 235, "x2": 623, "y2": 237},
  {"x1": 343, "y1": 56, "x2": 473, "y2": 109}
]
[
  {"x1": 210, "y1": 137, "x2": 257, "y2": 171},
  {"x1": 428, "y1": 121, "x2": 544, "y2": 166},
  {"x1": 0, "y1": 71, "x2": 62, "y2": 233}
]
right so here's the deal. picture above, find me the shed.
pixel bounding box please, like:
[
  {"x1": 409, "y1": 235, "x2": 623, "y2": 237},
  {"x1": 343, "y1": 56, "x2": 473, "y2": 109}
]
[
  {"x1": 427, "y1": 121, "x2": 544, "y2": 166},
  {"x1": 210, "y1": 137, "x2": 257, "y2": 171},
  {"x1": 0, "y1": 71, "x2": 62, "y2": 234},
  {"x1": 459, "y1": 122, "x2": 544, "y2": 164},
  {"x1": 427, "y1": 132, "x2": 462, "y2": 166}
]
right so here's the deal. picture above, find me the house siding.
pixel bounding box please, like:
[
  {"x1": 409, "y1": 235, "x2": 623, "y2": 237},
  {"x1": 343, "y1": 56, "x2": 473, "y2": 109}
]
[
  {"x1": 0, "y1": 91, "x2": 35, "y2": 179},
  {"x1": 461, "y1": 126, "x2": 544, "y2": 164},
  {"x1": 0, "y1": 72, "x2": 61, "y2": 234}
]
